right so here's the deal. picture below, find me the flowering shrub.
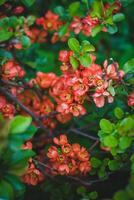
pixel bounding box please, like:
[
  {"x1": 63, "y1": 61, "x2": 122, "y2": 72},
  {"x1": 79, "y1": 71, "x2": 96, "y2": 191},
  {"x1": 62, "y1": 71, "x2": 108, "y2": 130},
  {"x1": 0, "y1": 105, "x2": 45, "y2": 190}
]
[{"x1": 0, "y1": 0, "x2": 134, "y2": 200}]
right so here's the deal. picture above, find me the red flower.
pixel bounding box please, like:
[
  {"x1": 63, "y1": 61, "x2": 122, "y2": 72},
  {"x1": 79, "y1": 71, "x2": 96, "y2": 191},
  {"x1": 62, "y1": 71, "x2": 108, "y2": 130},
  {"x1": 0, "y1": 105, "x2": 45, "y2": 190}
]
[
  {"x1": 56, "y1": 113, "x2": 72, "y2": 124},
  {"x1": 22, "y1": 160, "x2": 44, "y2": 185},
  {"x1": 40, "y1": 11, "x2": 63, "y2": 31},
  {"x1": 128, "y1": 92, "x2": 134, "y2": 107},
  {"x1": 59, "y1": 50, "x2": 71, "y2": 62},
  {"x1": 0, "y1": 95, "x2": 7, "y2": 109},
  {"x1": 61, "y1": 143, "x2": 72, "y2": 156},
  {"x1": 36, "y1": 72, "x2": 57, "y2": 89},
  {"x1": 103, "y1": 60, "x2": 124, "y2": 80},
  {"x1": 24, "y1": 26, "x2": 47, "y2": 43},
  {"x1": 47, "y1": 146, "x2": 59, "y2": 162},
  {"x1": 72, "y1": 143, "x2": 81, "y2": 153},
  {"x1": 13, "y1": 6, "x2": 24, "y2": 14},
  {"x1": 22, "y1": 141, "x2": 33, "y2": 150},
  {"x1": 79, "y1": 161, "x2": 92, "y2": 174},
  {"x1": 2, "y1": 60, "x2": 25, "y2": 80},
  {"x1": 53, "y1": 134, "x2": 68, "y2": 146},
  {"x1": 69, "y1": 103, "x2": 86, "y2": 117},
  {"x1": 2, "y1": 104, "x2": 15, "y2": 118},
  {"x1": 57, "y1": 164, "x2": 70, "y2": 175},
  {"x1": 77, "y1": 147, "x2": 89, "y2": 161},
  {"x1": 70, "y1": 16, "x2": 83, "y2": 34}
]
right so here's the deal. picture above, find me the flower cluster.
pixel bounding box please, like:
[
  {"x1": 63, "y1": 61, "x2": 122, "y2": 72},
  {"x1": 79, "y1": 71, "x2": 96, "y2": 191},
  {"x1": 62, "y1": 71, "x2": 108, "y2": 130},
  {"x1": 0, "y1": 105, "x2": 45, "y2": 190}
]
[
  {"x1": 1, "y1": 60, "x2": 25, "y2": 80},
  {"x1": 47, "y1": 134, "x2": 91, "y2": 175},
  {"x1": 0, "y1": 45, "x2": 125, "y2": 123},
  {"x1": 35, "y1": 1, "x2": 121, "y2": 43},
  {"x1": 0, "y1": 0, "x2": 122, "y2": 50},
  {"x1": 22, "y1": 158, "x2": 44, "y2": 186},
  {"x1": 21, "y1": 141, "x2": 44, "y2": 186},
  {"x1": 18, "y1": 91, "x2": 56, "y2": 129},
  {"x1": 0, "y1": 95, "x2": 15, "y2": 118}
]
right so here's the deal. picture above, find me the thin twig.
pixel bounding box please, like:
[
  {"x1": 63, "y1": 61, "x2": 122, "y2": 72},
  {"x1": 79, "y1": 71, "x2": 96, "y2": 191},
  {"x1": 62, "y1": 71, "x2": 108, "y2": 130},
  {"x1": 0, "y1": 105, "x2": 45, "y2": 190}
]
[
  {"x1": 69, "y1": 128, "x2": 99, "y2": 141},
  {"x1": 89, "y1": 140, "x2": 99, "y2": 152},
  {"x1": 0, "y1": 86, "x2": 49, "y2": 132}
]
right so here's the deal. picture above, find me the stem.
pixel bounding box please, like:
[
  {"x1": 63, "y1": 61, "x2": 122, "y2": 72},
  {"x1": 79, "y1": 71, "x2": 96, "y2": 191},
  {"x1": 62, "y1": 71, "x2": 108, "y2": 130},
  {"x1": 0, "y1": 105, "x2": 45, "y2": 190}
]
[
  {"x1": 0, "y1": 86, "x2": 49, "y2": 132},
  {"x1": 89, "y1": 140, "x2": 99, "y2": 152},
  {"x1": 69, "y1": 128, "x2": 99, "y2": 141}
]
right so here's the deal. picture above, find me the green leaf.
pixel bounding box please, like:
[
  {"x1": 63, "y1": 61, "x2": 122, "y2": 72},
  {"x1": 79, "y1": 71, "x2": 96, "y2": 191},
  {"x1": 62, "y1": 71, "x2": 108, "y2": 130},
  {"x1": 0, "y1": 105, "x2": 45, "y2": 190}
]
[
  {"x1": 113, "y1": 190, "x2": 129, "y2": 200},
  {"x1": 114, "y1": 107, "x2": 124, "y2": 119},
  {"x1": 9, "y1": 16, "x2": 18, "y2": 28},
  {"x1": 100, "y1": 119, "x2": 113, "y2": 133},
  {"x1": 108, "y1": 160, "x2": 121, "y2": 171},
  {"x1": 89, "y1": 191, "x2": 98, "y2": 200},
  {"x1": 123, "y1": 58, "x2": 134, "y2": 73},
  {"x1": 20, "y1": 35, "x2": 31, "y2": 48},
  {"x1": 107, "y1": 86, "x2": 115, "y2": 96},
  {"x1": 0, "y1": 180, "x2": 14, "y2": 200},
  {"x1": 81, "y1": 41, "x2": 95, "y2": 52},
  {"x1": 104, "y1": 135, "x2": 118, "y2": 147},
  {"x1": 0, "y1": 30, "x2": 13, "y2": 42},
  {"x1": 58, "y1": 23, "x2": 69, "y2": 37},
  {"x1": 9, "y1": 149, "x2": 35, "y2": 166},
  {"x1": 27, "y1": 15, "x2": 36, "y2": 26},
  {"x1": 120, "y1": 117, "x2": 134, "y2": 132},
  {"x1": 21, "y1": 0, "x2": 35, "y2": 7},
  {"x1": 91, "y1": 0, "x2": 104, "y2": 18},
  {"x1": 91, "y1": 25, "x2": 102, "y2": 37},
  {"x1": 77, "y1": 186, "x2": 86, "y2": 195},
  {"x1": 68, "y1": 2, "x2": 80, "y2": 17},
  {"x1": 10, "y1": 116, "x2": 32, "y2": 134},
  {"x1": 54, "y1": 6, "x2": 65, "y2": 17},
  {"x1": 5, "y1": 174, "x2": 25, "y2": 197},
  {"x1": 0, "y1": 0, "x2": 6, "y2": 6},
  {"x1": 70, "y1": 56, "x2": 79, "y2": 70},
  {"x1": 8, "y1": 160, "x2": 29, "y2": 176},
  {"x1": 91, "y1": 157, "x2": 101, "y2": 168},
  {"x1": 68, "y1": 38, "x2": 80, "y2": 53},
  {"x1": 113, "y1": 13, "x2": 125, "y2": 22},
  {"x1": 119, "y1": 136, "x2": 132, "y2": 150},
  {"x1": 107, "y1": 25, "x2": 118, "y2": 34},
  {"x1": 79, "y1": 54, "x2": 91, "y2": 67}
]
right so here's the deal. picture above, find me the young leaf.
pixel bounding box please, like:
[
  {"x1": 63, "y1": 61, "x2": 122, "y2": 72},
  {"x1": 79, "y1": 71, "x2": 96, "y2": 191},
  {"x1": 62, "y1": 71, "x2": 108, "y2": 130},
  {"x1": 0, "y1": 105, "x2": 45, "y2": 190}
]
[
  {"x1": 123, "y1": 58, "x2": 134, "y2": 73},
  {"x1": 70, "y1": 56, "x2": 79, "y2": 70},
  {"x1": 58, "y1": 23, "x2": 69, "y2": 37},
  {"x1": 91, "y1": 25, "x2": 102, "y2": 37},
  {"x1": 104, "y1": 135, "x2": 118, "y2": 147},
  {"x1": 81, "y1": 40, "x2": 95, "y2": 52},
  {"x1": 91, "y1": 0, "x2": 104, "y2": 18},
  {"x1": 120, "y1": 117, "x2": 134, "y2": 132},
  {"x1": 0, "y1": 180, "x2": 14, "y2": 200},
  {"x1": 68, "y1": 38, "x2": 80, "y2": 53},
  {"x1": 79, "y1": 54, "x2": 91, "y2": 67},
  {"x1": 0, "y1": 30, "x2": 13, "y2": 42},
  {"x1": 119, "y1": 136, "x2": 132, "y2": 150},
  {"x1": 114, "y1": 107, "x2": 124, "y2": 119},
  {"x1": 10, "y1": 116, "x2": 32, "y2": 134},
  {"x1": 113, "y1": 13, "x2": 125, "y2": 22},
  {"x1": 68, "y1": 2, "x2": 80, "y2": 17},
  {"x1": 20, "y1": 36, "x2": 31, "y2": 48},
  {"x1": 21, "y1": 0, "x2": 35, "y2": 7},
  {"x1": 100, "y1": 119, "x2": 113, "y2": 133},
  {"x1": 108, "y1": 160, "x2": 121, "y2": 171}
]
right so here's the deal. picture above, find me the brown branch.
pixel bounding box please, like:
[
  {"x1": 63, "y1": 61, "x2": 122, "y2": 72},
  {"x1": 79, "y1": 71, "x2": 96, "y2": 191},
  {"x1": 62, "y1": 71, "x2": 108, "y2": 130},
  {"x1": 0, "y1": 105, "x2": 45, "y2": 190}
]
[
  {"x1": 0, "y1": 86, "x2": 49, "y2": 132},
  {"x1": 69, "y1": 128, "x2": 99, "y2": 141},
  {"x1": 89, "y1": 140, "x2": 99, "y2": 152}
]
